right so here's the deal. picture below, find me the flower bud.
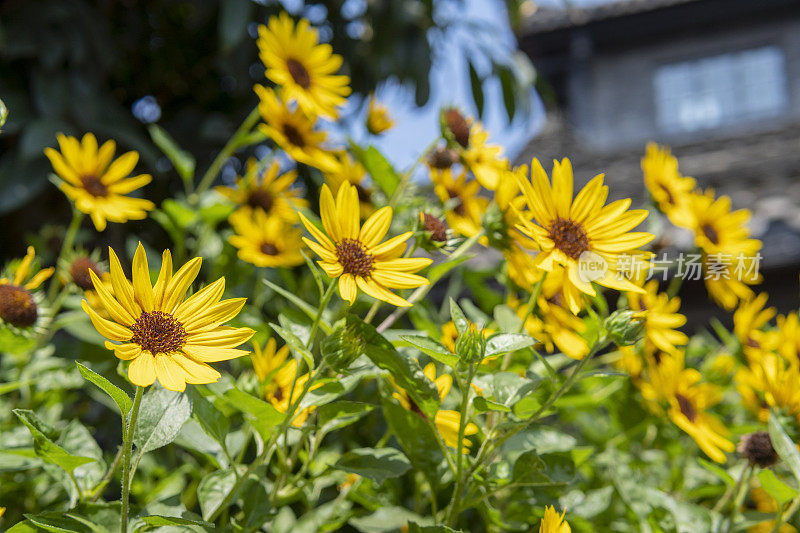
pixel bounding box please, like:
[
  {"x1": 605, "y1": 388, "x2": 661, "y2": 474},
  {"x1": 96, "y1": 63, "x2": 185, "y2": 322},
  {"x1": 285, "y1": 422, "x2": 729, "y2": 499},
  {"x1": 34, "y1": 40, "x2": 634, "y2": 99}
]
[
  {"x1": 604, "y1": 310, "x2": 646, "y2": 346},
  {"x1": 455, "y1": 325, "x2": 487, "y2": 364},
  {"x1": 441, "y1": 107, "x2": 470, "y2": 149},
  {"x1": 482, "y1": 203, "x2": 512, "y2": 250}
]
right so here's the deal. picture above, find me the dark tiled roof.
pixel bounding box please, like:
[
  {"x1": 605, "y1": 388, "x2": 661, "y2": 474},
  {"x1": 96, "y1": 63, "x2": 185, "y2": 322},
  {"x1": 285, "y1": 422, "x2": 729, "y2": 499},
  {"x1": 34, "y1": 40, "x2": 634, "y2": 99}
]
[{"x1": 520, "y1": 0, "x2": 700, "y2": 35}]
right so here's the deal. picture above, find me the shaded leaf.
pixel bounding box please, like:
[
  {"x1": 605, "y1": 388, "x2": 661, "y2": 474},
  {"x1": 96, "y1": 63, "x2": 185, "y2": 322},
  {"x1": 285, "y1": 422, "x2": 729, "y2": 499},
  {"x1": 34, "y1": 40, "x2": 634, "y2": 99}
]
[
  {"x1": 13, "y1": 410, "x2": 95, "y2": 475},
  {"x1": 334, "y1": 447, "x2": 411, "y2": 484}
]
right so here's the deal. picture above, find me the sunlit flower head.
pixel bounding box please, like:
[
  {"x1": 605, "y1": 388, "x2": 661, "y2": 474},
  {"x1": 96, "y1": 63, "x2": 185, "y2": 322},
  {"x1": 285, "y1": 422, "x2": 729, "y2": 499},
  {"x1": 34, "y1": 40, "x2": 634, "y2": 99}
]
[
  {"x1": 228, "y1": 207, "x2": 305, "y2": 268},
  {"x1": 324, "y1": 151, "x2": 373, "y2": 217},
  {"x1": 257, "y1": 13, "x2": 350, "y2": 119},
  {"x1": 641, "y1": 143, "x2": 696, "y2": 228},
  {"x1": 431, "y1": 167, "x2": 488, "y2": 241},
  {"x1": 0, "y1": 247, "x2": 53, "y2": 329},
  {"x1": 392, "y1": 362, "x2": 478, "y2": 451},
  {"x1": 82, "y1": 243, "x2": 254, "y2": 392},
  {"x1": 216, "y1": 158, "x2": 307, "y2": 222},
  {"x1": 736, "y1": 351, "x2": 800, "y2": 423},
  {"x1": 733, "y1": 293, "x2": 777, "y2": 359},
  {"x1": 626, "y1": 280, "x2": 688, "y2": 354},
  {"x1": 299, "y1": 184, "x2": 432, "y2": 307},
  {"x1": 514, "y1": 158, "x2": 654, "y2": 314},
  {"x1": 251, "y1": 337, "x2": 290, "y2": 383},
  {"x1": 254, "y1": 86, "x2": 338, "y2": 172},
  {"x1": 366, "y1": 95, "x2": 394, "y2": 135},
  {"x1": 539, "y1": 506, "x2": 571, "y2": 533},
  {"x1": 45, "y1": 133, "x2": 154, "y2": 231},
  {"x1": 264, "y1": 356, "x2": 320, "y2": 427},
  {"x1": 461, "y1": 123, "x2": 507, "y2": 191}
]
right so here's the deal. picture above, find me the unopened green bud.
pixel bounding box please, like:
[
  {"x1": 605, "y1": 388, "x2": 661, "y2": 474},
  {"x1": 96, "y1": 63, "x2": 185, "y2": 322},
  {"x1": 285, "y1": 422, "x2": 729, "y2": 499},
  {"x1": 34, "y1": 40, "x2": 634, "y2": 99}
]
[
  {"x1": 455, "y1": 325, "x2": 487, "y2": 364},
  {"x1": 604, "y1": 310, "x2": 646, "y2": 346},
  {"x1": 482, "y1": 204, "x2": 512, "y2": 250}
]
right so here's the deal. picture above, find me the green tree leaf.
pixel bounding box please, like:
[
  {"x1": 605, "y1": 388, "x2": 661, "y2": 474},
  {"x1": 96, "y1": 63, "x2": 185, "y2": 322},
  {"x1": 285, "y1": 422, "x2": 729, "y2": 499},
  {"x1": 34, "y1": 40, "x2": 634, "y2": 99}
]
[
  {"x1": 334, "y1": 447, "x2": 411, "y2": 484},
  {"x1": 13, "y1": 410, "x2": 95, "y2": 475},
  {"x1": 76, "y1": 362, "x2": 132, "y2": 416}
]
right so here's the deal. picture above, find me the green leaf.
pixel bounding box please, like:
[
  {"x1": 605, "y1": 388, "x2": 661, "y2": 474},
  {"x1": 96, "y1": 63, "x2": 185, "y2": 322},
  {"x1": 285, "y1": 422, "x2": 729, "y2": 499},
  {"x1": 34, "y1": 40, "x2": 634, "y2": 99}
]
[
  {"x1": 349, "y1": 507, "x2": 434, "y2": 533},
  {"x1": 148, "y1": 124, "x2": 196, "y2": 180},
  {"x1": 468, "y1": 61, "x2": 484, "y2": 118},
  {"x1": 13, "y1": 410, "x2": 95, "y2": 475},
  {"x1": 0, "y1": 97, "x2": 8, "y2": 130},
  {"x1": 697, "y1": 457, "x2": 735, "y2": 488},
  {"x1": 133, "y1": 385, "x2": 192, "y2": 455},
  {"x1": 334, "y1": 447, "x2": 411, "y2": 484},
  {"x1": 270, "y1": 322, "x2": 315, "y2": 370},
  {"x1": 140, "y1": 514, "x2": 214, "y2": 527},
  {"x1": 381, "y1": 400, "x2": 444, "y2": 485},
  {"x1": 240, "y1": 479, "x2": 271, "y2": 531},
  {"x1": 76, "y1": 362, "x2": 132, "y2": 416},
  {"x1": 449, "y1": 298, "x2": 469, "y2": 336},
  {"x1": 22, "y1": 511, "x2": 88, "y2": 532},
  {"x1": 220, "y1": 387, "x2": 284, "y2": 440},
  {"x1": 198, "y1": 469, "x2": 237, "y2": 521},
  {"x1": 188, "y1": 387, "x2": 229, "y2": 446},
  {"x1": 472, "y1": 396, "x2": 510, "y2": 413},
  {"x1": 498, "y1": 65, "x2": 516, "y2": 122},
  {"x1": 318, "y1": 401, "x2": 375, "y2": 435},
  {"x1": 758, "y1": 469, "x2": 798, "y2": 506},
  {"x1": 427, "y1": 255, "x2": 470, "y2": 286},
  {"x1": 400, "y1": 335, "x2": 459, "y2": 369},
  {"x1": 769, "y1": 414, "x2": 800, "y2": 485},
  {"x1": 263, "y1": 278, "x2": 331, "y2": 334},
  {"x1": 345, "y1": 315, "x2": 439, "y2": 420},
  {"x1": 407, "y1": 523, "x2": 459, "y2": 533},
  {"x1": 161, "y1": 198, "x2": 198, "y2": 230},
  {"x1": 484, "y1": 333, "x2": 535, "y2": 358},
  {"x1": 351, "y1": 144, "x2": 399, "y2": 197}
]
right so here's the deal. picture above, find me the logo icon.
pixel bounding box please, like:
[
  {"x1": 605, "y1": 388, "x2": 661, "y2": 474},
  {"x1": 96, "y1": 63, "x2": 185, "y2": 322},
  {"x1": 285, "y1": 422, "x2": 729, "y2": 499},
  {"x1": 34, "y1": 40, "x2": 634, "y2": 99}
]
[{"x1": 578, "y1": 251, "x2": 608, "y2": 282}]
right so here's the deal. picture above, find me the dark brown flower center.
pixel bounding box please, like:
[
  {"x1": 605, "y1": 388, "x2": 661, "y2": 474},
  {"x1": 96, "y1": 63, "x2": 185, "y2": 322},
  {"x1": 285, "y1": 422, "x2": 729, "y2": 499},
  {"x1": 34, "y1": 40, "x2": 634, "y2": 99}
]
[
  {"x1": 286, "y1": 58, "x2": 311, "y2": 89},
  {"x1": 739, "y1": 430, "x2": 778, "y2": 468},
  {"x1": 428, "y1": 146, "x2": 459, "y2": 169},
  {"x1": 260, "y1": 242, "x2": 279, "y2": 256},
  {"x1": 247, "y1": 189, "x2": 274, "y2": 212},
  {"x1": 422, "y1": 213, "x2": 448, "y2": 242},
  {"x1": 130, "y1": 310, "x2": 186, "y2": 355},
  {"x1": 444, "y1": 109, "x2": 470, "y2": 148},
  {"x1": 356, "y1": 184, "x2": 371, "y2": 204},
  {"x1": 0, "y1": 284, "x2": 38, "y2": 328},
  {"x1": 273, "y1": 386, "x2": 284, "y2": 402},
  {"x1": 446, "y1": 189, "x2": 466, "y2": 216},
  {"x1": 70, "y1": 257, "x2": 103, "y2": 291},
  {"x1": 336, "y1": 238, "x2": 374, "y2": 277},
  {"x1": 676, "y1": 393, "x2": 696, "y2": 422},
  {"x1": 282, "y1": 123, "x2": 306, "y2": 148},
  {"x1": 81, "y1": 175, "x2": 108, "y2": 197},
  {"x1": 659, "y1": 183, "x2": 675, "y2": 205},
  {"x1": 548, "y1": 218, "x2": 589, "y2": 260},
  {"x1": 702, "y1": 224, "x2": 719, "y2": 245}
]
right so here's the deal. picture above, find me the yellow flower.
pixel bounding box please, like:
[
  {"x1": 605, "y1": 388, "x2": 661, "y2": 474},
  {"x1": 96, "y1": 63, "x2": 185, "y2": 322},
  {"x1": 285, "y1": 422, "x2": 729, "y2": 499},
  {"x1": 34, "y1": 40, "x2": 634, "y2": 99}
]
[
  {"x1": 228, "y1": 207, "x2": 305, "y2": 268},
  {"x1": 734, "y1": 293, "x2": 777, "y2": 359},
  {"x1": 299, "y1": 184, "x2": 432, "y2": 307},
  {"x1": 626, "y1": 280, "x2": 688, "y2": 354},
  {"x1": 440, "y1": 321, "x2": 495, "y2": 356},
  {"x1": 366, "y1": 95, "x2": 394, "y2": 135},
  {"x1": 216, "y1": 159, "x2": 307, "y2": 222},
  {"x1": 539, "y1": 506, "x2": 571, "y2": 533},
  {"x1": 642, "y1": 350, "x2": 734, "y2": 463},
  {"x1": 81, "y1": 243, "x2": 254, "y2": 392},
  {"x1": 641, "y1": 143, "x2": 695, "y2": 228},
  {"x1": 461, "y1": 122, "x2": 508, "y2": 191},
  {"x1": 736, "y1": 352, "x2": 800, "y2": 423},
  {"x1": 776, "y1": 312, "x2": 800, "y2": 363},
  {"x1": 254, "y1": 86, "x2": 338, "y2": 172},
  {"x1": 431, "y1": 167, "x2": 488, "y2": 240},
  {"x1": 44, "y1": 133, "x2": 154, "y2": 231},
  {"x1": 251, "y1": 337, "x2": 290, "y2": 383},
  {"x1": 265, "y1": 357, "x2": 319, "y2": 427},
  {"x1": 0, "y1": 246, "x2": 54, "y2": 329},
  {"x1": 514, "y1": 158, "x2": 654, "y2": 314},
  {"x1": 257, "y1": 12, "x2": 350, "y2": 119},
  {"x1": 324, "y1": 152, "x2": 373, "y2": 218},
  {"x1": 392, "y1": 363, "x2": 479, "y2": 451}
]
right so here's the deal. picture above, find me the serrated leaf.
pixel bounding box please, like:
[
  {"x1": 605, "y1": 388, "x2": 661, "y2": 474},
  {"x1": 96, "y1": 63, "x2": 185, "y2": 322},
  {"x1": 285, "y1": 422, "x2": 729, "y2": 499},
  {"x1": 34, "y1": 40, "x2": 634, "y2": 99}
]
[
  {"x1": 76, "y1": 362, "x2": 132, "y2": 416},
  {"x1": 351, "y1": 144, "x2": 399, "y2": 197},
  {"x1": 13, "y1": 410, "x2": 95, "y2": 475},
  {"x1": 133, "y1": 385, "x2": 192, "y2": 455},
  {"x1": 198, "y1": 469, "x2": 237, "y2": 521},
  {"x1": 381, "y1": 400, "x2": 444, "y2": 486},
  {"x1": 220, "y1": 387, "x2": 284, "y2": 440},
  {"x1": 472, "y1": 396, "x2": 510, "y2": 413},
  {"x1": 188, "y1": 387, "x2": 229, "y2": 446},
  {"x1": 334, "y1": 447, "x2": 411, "y2": 484}
]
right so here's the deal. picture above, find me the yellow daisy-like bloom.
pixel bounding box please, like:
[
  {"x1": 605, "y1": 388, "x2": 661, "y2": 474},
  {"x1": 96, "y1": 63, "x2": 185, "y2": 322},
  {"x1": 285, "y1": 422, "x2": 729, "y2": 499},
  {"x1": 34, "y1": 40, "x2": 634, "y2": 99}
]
[
  {"x1": 257, "y1": 12, "x2": 350, "y2": 119},
  {"x1": 431, "y1": 167, "x2": 488, "y2": 240},
  {"x1": 776, "y1": 312, "x2": 800, "y2": 362},
  {"x1": 324, "y1": 152, "x2": 373, "y2": 218},
  {"x1": 0, "y1": 246, "x2": 54, "y2": 329},
  {"x1": 251, "y1": 337, "x2": 290, "y2": 383},
  {"x1": 514, "y1": 158, "x2": 654, "y2": 314},
  {"x1": 44, "y1": 133, "x2": 154, "y2": 231},
  {"x1": 461, "y1": 123, "x2": 508, "y2": 191},
  {"x1": 641, "y1": 143, "x2": 696, "y2": 228},
  {"x1": 626, "y1": 280, "x2": 688, "y2": 355},
  {"x1": 734, "y1": 293, "x2": 777, "y2": 359},
  {"x1": 642, "y1": 350, "x2": 734, "y2": 463},
  {"x1": 216, "y1": 159, "x2": 307, "y2": 222},
  {"x1": 228, "y1": 207, "x2": 305, "y2": 268},
  {"x1": 539, "y1": 506, "x2": 571, "y2": 533},
  {"x1": 736, "y1": 351, "x2": 800, "y2": 423},
  {"x1": 254, "y1": 85, "x2": 338, "y2": 172},
  {"x1": 392, "y1": 363, "x2": 479, "y2": 452},
  {"x1": 299, "y1": 183, "x2": 432, "y2": 307},
  {"x1": 82, "y1": 243, "x2": 254, "y2": 392},
  {"x1": 366, "y1": 95, "x2": 394, "y2": 135},
  {"x1": 258, "y1": 342, "x2": 319, "y2": 427}
]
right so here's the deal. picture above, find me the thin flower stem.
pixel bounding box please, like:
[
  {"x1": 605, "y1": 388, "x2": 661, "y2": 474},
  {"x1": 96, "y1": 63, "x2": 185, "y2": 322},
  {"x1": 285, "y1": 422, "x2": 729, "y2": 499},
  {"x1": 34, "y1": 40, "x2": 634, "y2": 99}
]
[
  {"x1": 120, "y1": 386, "x2": 144, "y2": 533},
  {"x1": 446, "y1": 364, "x2": 476, "y2": 527},
  {"x1": 47, "y1": 210, "x2": 84, "y2": 302},
  {"x1": 193, "y1": 107, "x2": 262, "y2": 198},
  {"x1": 771, "y1": 492, "x2": 800, "y2": 533},
  {"x1": 308, "y1": 280, "x2": 336, "y2": 349},
  {"x1": 501, "y1": 273, "x2": 546, "y2": 372},
  {"x1": 89, "y1": 445, "x2": 124, "y2": 502},
  {"x1": 388, "y1": 138, "x2": 440, "y2": 208},
  {"x1": 725, "y1": 464, "x2": 754, "y2": 533}
]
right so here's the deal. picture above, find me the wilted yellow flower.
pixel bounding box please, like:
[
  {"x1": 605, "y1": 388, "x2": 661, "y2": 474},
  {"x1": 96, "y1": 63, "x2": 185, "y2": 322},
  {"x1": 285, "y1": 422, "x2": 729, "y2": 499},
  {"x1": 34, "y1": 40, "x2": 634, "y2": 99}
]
[
  {"x1": 216, "y1": 159, "x2": 307, "y2": 223},
  {"x1": 393, "y1": 363, "x2": 478, "y2": 452},
  {"x1": 254, "y1": 86, "x2": 338, "y2": 172},
  {"x1": 228, "y1": 207, "x2": 305, "y2": 268},
  {"x1": 431, "y1": 167, "x2": 488, "y2": 240},
  {"x1": 324, "y1": 152, "x2": 373, "y2": 218},
  {"x1": 257, "y1": 13, "x2": 350, "y2": 119},
  {"x1": 0, "y1": 247, "x2": 54, "y2": 329},
  {"x1": 299, "y1": 184, "x2": 432, "y2": 307},
  {"x1": 514, "y1": 158, "x2": 654, "y2": 314},
  {"x1": 626, "y1": 280, "x2": 688, "y2": 354},
  {"x1": 366, "y1": 95, "x2": 394, "y2": 135},
  {"x1": 82, "y1": 244, "x2": 254, "y2": 392},
  {"x1": 45, "y1": 133, "x2": 154, "y2": 231},
  {"x1": 539, "y1": 506, "x2": 571, "y2": 533},
  {"x1": 641, "y1": 143, "x2": 695, "y2": 228}
]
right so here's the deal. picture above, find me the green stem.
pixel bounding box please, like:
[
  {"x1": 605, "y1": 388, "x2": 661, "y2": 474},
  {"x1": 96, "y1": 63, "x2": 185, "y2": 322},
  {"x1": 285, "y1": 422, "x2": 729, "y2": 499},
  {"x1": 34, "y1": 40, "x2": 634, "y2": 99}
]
[
  {"x1": 446, "y1": 365, "x2": 476, "y2": 527},
  {"x1": 120, "y1": 386, "x2": 144, "y2": 533},
  {"x1": 725, "y1": 464, "x2": 753, "y2": 533},
  {"x1": 501, "y1": 273, "x2": 546, "y2": 372},
  {"x1": 364, "y1": 301, "x2": 381, "y2": 324},
  {"x1": 47, "y1": 210, "x2": 84, "y2": 302},
  {"x1": 308, "y1": 280, "x2": 336, "y2": 349},
  {"x1": 193, "y1": 107, "x2": 261, "y2": 198},
  {"x1": 771, "y1": 492, "x2": 800, "y2": 533}
]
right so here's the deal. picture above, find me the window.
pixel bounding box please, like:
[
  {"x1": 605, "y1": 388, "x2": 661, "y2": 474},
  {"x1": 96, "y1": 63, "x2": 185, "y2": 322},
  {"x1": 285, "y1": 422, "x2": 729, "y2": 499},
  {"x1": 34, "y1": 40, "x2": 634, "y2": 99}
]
[{"x1": 654, "y1": 46, "x2": 787, "y2": 133}]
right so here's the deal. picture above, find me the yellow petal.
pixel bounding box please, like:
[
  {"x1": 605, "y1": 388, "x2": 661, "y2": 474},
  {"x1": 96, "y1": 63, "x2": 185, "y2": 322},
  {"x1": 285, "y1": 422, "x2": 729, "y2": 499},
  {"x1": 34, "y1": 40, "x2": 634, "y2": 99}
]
[
  {"x1": 132, "y1": 243, "x2": 154, "y2": 312},
  {"x1": 338, "y1": 273, "x2": 357, "y2": 304},
  {"x1": 319, "y1": 184, "x2": 341, "y2": 242},
  {"x1": 174, "y1": 278, "x2": 225, "y2": 322},
  {"x1": 108, "y1": 247, "x2": 140, "y2": 318},
  {"x1": 172, "y1": 353, "x2": 221, "y2": 384},
  {"x1": 162, "y1": 257, "x2": 202, "y2": 313},
  {"x1": 185, "y1": 326, "x2": 255, "y2": 348},
  {"x1": 182, "y1": 344, "x2": 249, "y2": 362},
  {"x1": 128, "y1": 352, "x2": 157, "y2": 387},
  {"x1": 153, "y1": 250, "x2": 173, "y2": 311},
  {"x1": 88, "y1": 269, "x2": 136, "y2": 325},
  {"x1": 359, "y1": 206, "x2": 392, "y2": 248},
  {"x1": 81, "y1": 300, "x2": 133, "y2": 341},
  {"x1": 155, "y1": 354, "x2": 186, "y2": 392}
]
